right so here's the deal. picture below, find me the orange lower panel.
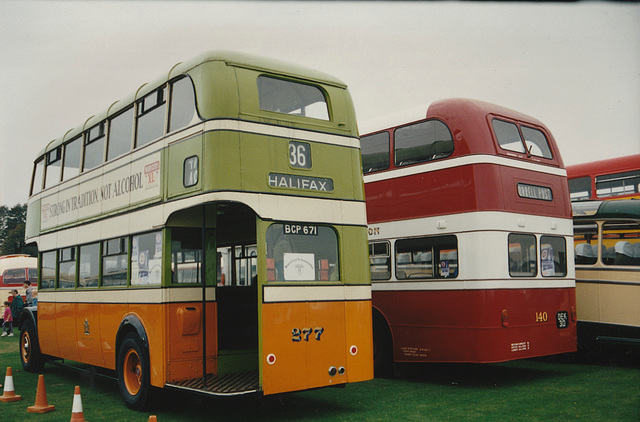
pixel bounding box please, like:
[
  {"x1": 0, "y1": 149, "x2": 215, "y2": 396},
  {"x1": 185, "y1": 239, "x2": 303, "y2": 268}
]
[
  {"x1": 261, "y1": 300, "x2": 373, "y2": 395},
  {"x1": 37, "y1": 301, "x2": 218, "y2": 388}
]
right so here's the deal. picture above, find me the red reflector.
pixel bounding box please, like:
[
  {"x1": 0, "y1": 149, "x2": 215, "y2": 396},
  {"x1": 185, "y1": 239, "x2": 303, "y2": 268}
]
[
  {"x1": 501, "y1": 309, "x2": 509, "y2": 327},
  {"x1": 571, "y1": 306, "x2": 577, "y2": 322}
]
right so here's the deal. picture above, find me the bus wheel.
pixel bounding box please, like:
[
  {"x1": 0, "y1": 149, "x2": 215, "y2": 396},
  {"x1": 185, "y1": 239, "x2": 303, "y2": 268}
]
[
  {"x1": 373, "y1": 318, "x2": 392, "y2": 377},
  {"x1": 117, "y1": 333, "x2": 150, "y2": 410},
  {"x1": 20, "y1": 319, "x2": 45, "y2": 372}
]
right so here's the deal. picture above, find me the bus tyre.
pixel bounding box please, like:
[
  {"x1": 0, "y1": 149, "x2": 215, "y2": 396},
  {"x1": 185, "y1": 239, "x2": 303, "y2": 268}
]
[
  {"x1": 117, "y1": 333, "x2": 150, "y2": 410},
  {"x1": 373, "y1": 319, "x2": 392, "y2": 377},
  {"x1": 20, "y1": 319, "x2": 45, "y2": 372}
]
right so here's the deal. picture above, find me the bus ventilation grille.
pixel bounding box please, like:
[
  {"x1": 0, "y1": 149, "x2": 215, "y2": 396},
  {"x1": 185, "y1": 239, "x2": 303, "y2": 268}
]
[{"x1": 166, "y1": 372, "x2": 259, "y2": 396}]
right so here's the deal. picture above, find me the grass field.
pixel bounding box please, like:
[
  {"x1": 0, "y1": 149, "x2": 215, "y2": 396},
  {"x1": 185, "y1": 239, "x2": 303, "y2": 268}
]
[{"x1": 0, "y1": 335, "x2": 638, "y2": 421}]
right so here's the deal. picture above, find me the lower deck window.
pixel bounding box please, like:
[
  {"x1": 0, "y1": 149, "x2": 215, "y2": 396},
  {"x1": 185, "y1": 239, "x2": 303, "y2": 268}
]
[
  {"x1": 266, "y1": 223, "x2": 339, "y2": 282},
  {"x1": 540, "y1": 236, "x2": 567, "y2": 277},
  {"x1": 131, "y1": 231, "x2": 162, "y2": 285},
  {"x1": 395, "y1": 235, "x2": 458, "y2": 280},
  {"x1": 508, "y1": 234, "x2": 537, "y2": 277}
]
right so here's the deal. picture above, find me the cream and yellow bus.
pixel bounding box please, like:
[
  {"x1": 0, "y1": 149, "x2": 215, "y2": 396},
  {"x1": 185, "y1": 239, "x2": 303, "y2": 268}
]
[
  {"x1": 573, "y1": 200, "x2": 640, "y2": 351},
  {"x1": 21, "y1": 51, "x2": 372, "y2": 409}
]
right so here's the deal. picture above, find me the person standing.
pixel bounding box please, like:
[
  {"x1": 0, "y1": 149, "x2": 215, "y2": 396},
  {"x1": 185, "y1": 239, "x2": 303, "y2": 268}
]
[
  {"x1": 1, "y1": 301, "x2": 13, "y2": 337},
  {"x1": 9, "y1": 289, "x2": 24, "y2": 327},
  {"x1": 24, "y1": 280, "x2": 34, "y2": 306}
]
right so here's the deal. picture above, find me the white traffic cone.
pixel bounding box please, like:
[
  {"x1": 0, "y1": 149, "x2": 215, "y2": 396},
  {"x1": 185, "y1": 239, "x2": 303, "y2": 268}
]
[
  {"x1": 0, "y1": 367, "x2": 22, "y2": 402},
  {"x1": 69, "y1": 385, "x2": 88, "y2": 421}
]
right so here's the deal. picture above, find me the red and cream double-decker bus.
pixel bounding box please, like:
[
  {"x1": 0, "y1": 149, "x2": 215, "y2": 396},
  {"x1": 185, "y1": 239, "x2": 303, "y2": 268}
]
[
  {"x1": 567, "y1": 154, "x2": 640, "y2": 202},
  {"x1": 360, "y1": 99, "x2": 577, "y2": 370}
]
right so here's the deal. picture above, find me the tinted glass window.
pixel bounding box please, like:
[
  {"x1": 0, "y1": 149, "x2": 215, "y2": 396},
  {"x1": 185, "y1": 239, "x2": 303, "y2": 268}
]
[
  {"x1": 258, "y1": 76, "x2": 329, "y2": 120},
  {"x1": 136, "y1": 87, "x2": 167, "y2": 148},
  {"x1": 569, "y1": 176, "x2": 592, "y2": 201},
  {"x1": 62, "y1": 137, "x2": 82, "y2": 181},
  {"x1": 169, "y1": 77, "x2": 199, "y2": 132},
  {"x1": 394, "y1": 120, "x2": 453, "y2": 166},
  {"x1": 107, "y1": 107, "x2": 134, "y2": 161},
  {"x1": 83, "y1": 123, "x2": 106, "y2": 171},
  {"x1": 493, "y1": 119, "x2": 525, "y2": 153},
  {"x1": 266, "y1": 223, "x2": 339, "y2": 281},
  {"x1": 361, "y1": 132, "x2": 390, "y2": 174}
]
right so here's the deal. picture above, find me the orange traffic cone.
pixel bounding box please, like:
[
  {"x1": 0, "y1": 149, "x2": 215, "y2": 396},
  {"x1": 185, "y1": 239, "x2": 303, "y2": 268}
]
[
  {"x1": 27, "y1": 374, "x2": 55, "y2": 413},
  {"x1": 70, "y1": 385, "x2": 88, "y2": 421},
  {"x1": 0, "y1": 367, "x2": 22, "y2": 402}
]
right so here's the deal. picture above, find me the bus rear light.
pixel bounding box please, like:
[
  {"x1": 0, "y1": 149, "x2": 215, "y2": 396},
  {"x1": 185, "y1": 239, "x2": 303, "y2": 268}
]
[
  {"x1": 266, "y1": 258, "x2": 276, "y2": 281},
  {"x1": 571, "y1": 306, "x2": 577, "y2": 322},
  {"x1": 328, "y1": 366, "x2": 337, "y2": 376},
  {"x1": 266, "y1": 353, "x2": 276, "y2": 365},
  {"x1": 338, "y1": 367, "x2": 346, "y2": 375},
  {"x1": 350, "y1": 345, "x2": 358, "y2": 356},
  {"x1": 501, "y1": 309, "x2": 509, "y2": 327},
  {"x1": 319, "y1": 259, "x2": 329, "y2": 281}
]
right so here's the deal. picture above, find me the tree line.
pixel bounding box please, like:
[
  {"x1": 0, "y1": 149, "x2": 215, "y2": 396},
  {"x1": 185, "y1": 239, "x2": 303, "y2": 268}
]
[{"x1": 0, "y1": 204, "x2": 37, "y2": 256}]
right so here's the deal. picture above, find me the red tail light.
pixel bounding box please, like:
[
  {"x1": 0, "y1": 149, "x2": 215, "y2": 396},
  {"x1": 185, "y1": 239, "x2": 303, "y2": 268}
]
[{"x1": 501, "y1": 309, "x2": 509, "y2": 327}]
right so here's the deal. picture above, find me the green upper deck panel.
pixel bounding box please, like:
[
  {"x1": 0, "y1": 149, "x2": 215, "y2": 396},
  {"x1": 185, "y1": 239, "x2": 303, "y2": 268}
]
[{"x1": 36, "y1": 51, "x2": 359, "y2": 158}]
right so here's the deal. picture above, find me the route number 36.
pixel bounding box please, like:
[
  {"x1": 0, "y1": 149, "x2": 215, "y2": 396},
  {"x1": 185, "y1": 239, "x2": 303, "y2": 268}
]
[{"x1": 289, "y1": 141, "x2": 311, "y2": 169}]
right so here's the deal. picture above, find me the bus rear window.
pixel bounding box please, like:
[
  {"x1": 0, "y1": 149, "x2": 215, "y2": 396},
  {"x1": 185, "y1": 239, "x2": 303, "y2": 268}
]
[
  {"x1": 257, "y1": 76, "x2": 329, "y2": 121},
  {"x1": 492, "y1": 119, "x2": 553, "y2": 159},
  {"x1": 266, "y1": 223, "x2": 339, "y2": 281}
]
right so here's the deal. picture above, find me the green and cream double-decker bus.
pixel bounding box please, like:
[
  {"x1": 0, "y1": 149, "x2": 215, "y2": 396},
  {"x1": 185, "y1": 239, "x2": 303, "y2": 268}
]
[{"x1": 22, "y1": 51, "x2": 373, "y2": 410}]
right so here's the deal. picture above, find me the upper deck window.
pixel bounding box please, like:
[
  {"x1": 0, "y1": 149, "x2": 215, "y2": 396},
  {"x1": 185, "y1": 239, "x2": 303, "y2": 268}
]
[
  {"x1": 257, "y1": 76, "x2": 329, "y2": 121},
  {"x1": 569, "y1": 176, "x2": 591, "y2": 201},
  {"x1": 136, "y1": 87, "x2": 167, "y2": 148},
  {"x1": 31, "y1": 158, "x2": 44, "y2": 196},
  {"x1": 107, "y1": 107, "x2": 134, "y2": 161},
  {"x1": 169, "y1": 77, "x2": 199, "y2": 132},
  {"x1": 62, "y1": 137, "x2": 82, "y2": 181},
  {"x1": 361, "y1": 132, "x2": 390, "y2": 174},
  {"x1": 596, "y1": 170, "x2": 640, "y2": 199},
  {"x1": 394, "y1": 120, "x2": 453, "y2": 167},
  {"x1": 83, "y1": 122, "x2": 106, "y2": 171},
  {"x1": 44, "y1": 147, "x2": 62, "y2": 189},
  {"x1": 492, "y1": 119, "x2": 553, "y2": 159}
]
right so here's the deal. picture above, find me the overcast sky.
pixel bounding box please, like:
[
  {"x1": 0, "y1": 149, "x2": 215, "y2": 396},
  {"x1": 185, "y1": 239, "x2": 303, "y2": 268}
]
[{"x1": 1, "y1": 1, "x2": 638, "y2": 207}]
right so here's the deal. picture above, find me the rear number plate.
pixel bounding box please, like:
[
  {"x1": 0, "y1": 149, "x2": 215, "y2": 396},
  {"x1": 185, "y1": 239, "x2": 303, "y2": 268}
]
[{"x1": 556, "y1": 311, "x2": 569, "y2": 329}]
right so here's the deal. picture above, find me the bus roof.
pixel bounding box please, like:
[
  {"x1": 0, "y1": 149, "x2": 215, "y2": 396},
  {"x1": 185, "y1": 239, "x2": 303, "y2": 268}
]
[
  {"x1": 566, "y1": 154, "x2": 640, "y2": 179},
  {"x1": 573, "y1": 199, "x2": 640, "y2": 219},
  {"x1": 360, "y1": 98, "x2": 563, "y2": 168},
  {"x1": 38, "y1": 51, "x2": 348, "y2": 157}
]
